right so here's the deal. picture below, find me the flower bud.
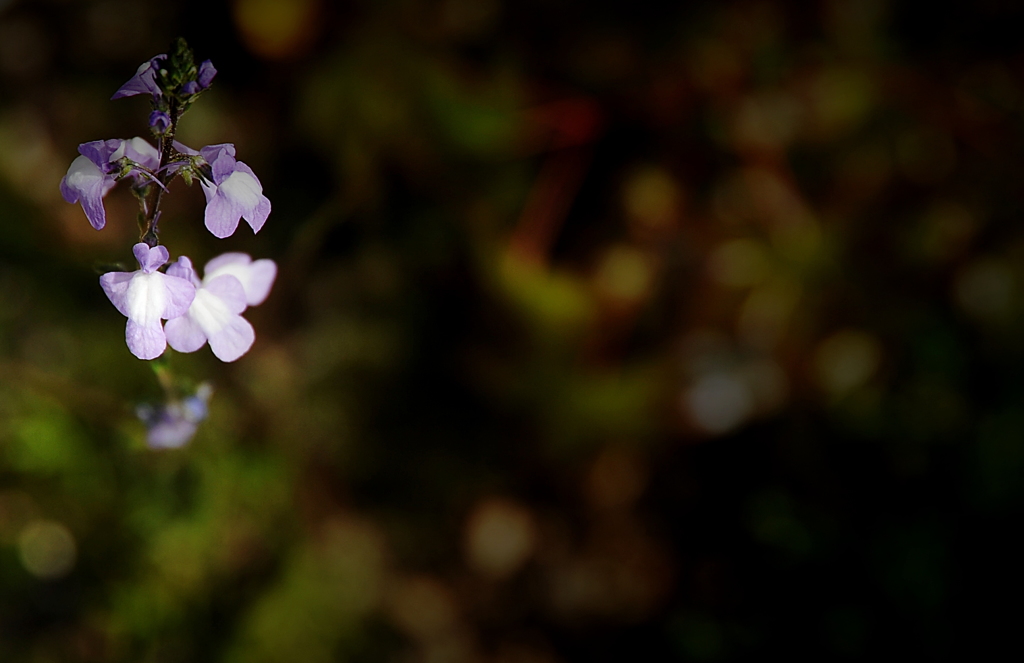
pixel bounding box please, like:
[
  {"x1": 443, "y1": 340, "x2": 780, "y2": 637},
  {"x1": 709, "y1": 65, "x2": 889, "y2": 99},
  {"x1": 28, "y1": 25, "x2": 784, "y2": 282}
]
[{"x1": 149, "y1": 110, "x2": 171, "y2": 136}]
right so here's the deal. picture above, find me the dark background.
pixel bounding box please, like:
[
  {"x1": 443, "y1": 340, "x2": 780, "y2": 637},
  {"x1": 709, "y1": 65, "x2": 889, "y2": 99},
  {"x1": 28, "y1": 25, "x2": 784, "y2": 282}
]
[{"x1": 2, "y1": 0, "x2": 1024, "y2": 660}]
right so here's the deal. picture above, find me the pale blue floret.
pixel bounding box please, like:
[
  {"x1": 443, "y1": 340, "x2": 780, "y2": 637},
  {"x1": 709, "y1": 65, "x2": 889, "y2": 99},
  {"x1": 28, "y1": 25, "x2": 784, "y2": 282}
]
[{"x1": 137, "y1": 383, "x2": 213, "y2": 449}]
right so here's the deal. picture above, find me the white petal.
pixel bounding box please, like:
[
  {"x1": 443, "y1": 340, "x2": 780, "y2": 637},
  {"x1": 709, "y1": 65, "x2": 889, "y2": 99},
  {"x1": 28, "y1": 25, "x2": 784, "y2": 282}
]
[
  {"x1": 217, "y1": 170, "x2": 263, "y2": 211},
  {"x1": 64, "y1": 155, "x2": 104, "y2": 191},
  {"x1": 189, "y1": 287, "x2": 237, "y2": 337},
  {"x1": 127, "y1": 137, "x2": 160, "y2": 169},
  {"x1": 125, "y1": 272, "x2": 168, "y2": 327},
  {"x1": 204, "y1": 256, "x2": 277, "y2": 307}
]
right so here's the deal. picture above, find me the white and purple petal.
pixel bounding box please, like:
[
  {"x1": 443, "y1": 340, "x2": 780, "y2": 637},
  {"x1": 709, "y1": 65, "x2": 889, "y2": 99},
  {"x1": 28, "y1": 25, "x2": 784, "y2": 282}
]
[
  {"x1": 202, "y1": 184, "x2": 244, "y2": 238},
  {"x1": 99, "y1": 271, "x2": 135, "y2": 318},
  {"x1": 203, "y1": 253, "x2": 277, "y2": 306},
  {"x1": 100, "y1": 244, "x2": 196, "y2": 361},
  {"x1": 161, "y1": 272, "x2": 200, "y2": 320},
  {"x1": 166, "y1": 256, "x2": 201, "y2": 287},
  {"x1": 172, "y1": 275, "x2": 254, "y2": 362},
  {"x1": 203, "y1": 275, "x2": 248, "y2": 314},
  {"x1": 61, "y1": 155, "x2": 115, "y2": 230},
  {"x1": 78, "y1": 139, "x2": 123, "y2": 169}
]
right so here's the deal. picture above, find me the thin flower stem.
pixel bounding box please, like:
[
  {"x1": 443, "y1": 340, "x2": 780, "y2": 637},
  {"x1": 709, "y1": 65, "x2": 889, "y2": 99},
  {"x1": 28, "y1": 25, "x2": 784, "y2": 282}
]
[{"x1": 140, "y1": 97, "x2": 181, "y2": 247}]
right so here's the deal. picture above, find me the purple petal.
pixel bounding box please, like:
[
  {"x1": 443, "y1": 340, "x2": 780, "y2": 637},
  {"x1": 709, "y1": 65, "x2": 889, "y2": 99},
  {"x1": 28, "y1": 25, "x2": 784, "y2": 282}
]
[
  {"x1": 201, "y1": 144, "x2": 237, "y2": 183},
  {"x1": 199, "y1": 180, "x2": 216, "y2": 205},
  {"x1": 111, "y1": 55, "x2": 166, "y2": 100},
  {"x1": 212, "y1": 155, "x2": 236, "y2": 185},
  {"x1": 149, "y1": 111, "x2": 171, "y2": 134},
  {"x1": 200, "y1": 143, "x2": 235, "y2": 162},
  {"x1": 78, "y1": 139, "x2": 122, "y2": 169},
  {"x1": 165, "y1": 314, "x2": 208, "y2": 353},
  {"x1": 132, "y1": 243, "x2": 149, "y2": 268},
  {"x1": 133, "y1": 243, "x2": 169, "y2": 273},
  {"x1": 246, "y1": 195, "x2": 271, "y2": 234},
  {"x1": 210, "y1": 165, "x2": 269, "y2": 235},
  {"x1": 244, "y1": 260, "x2": 277, "y2": 305},
  {"x1": 126, "y1": 319, "x2": 166, "y2": 360},
  {"x1": 78, "y1": 180, "x2": 111, "y2": 230},
  {"x1": 207, "y1": 315, "x2": 255, "y2": 362},
  {"x1": 62, "y1": 155, "x2": 114, "y2": 230},
  {"x1": 159, "y1": 273, "x2": 197, "y2": 319},
  {"x1": 166, "y1": 256, "x2": 201, "y2": 287},
  {"x1": 203, "y1": 275, "x2": 247, "y2": 314},
  {"x1": 99, "y1": 271, "x2": 135, "y2": 318},
  {"x1": 197, "y1": 60, "x2": 217, "y2": 88},
  {"x1": 204, "y1": 191, "x2": 243, "y2": 238},
  {"x1": 81, "y1": 184, "x2": 113, "y2": 230},
  {"x1": 59, "y1": 176, "x2": 76, "y2": 204}
]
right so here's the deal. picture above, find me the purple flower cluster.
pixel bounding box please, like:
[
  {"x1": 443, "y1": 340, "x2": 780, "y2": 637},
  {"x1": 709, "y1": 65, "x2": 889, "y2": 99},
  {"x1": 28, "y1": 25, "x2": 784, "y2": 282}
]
[
  {"x1": 60, "y1": 136, "x2": 270, "y2": 239},
  {"x1": 59, "y1": 48, "x2": 276, "y2": 364},
  {"x1": 98, "y1": 243, "x2": 275, "y2": 361},
  {"x1": 61, "y1": 43, "x2": 275, "y2": 449},
  {"x1": 110, "y1": 54, "x2": 216, "y2": 101}
]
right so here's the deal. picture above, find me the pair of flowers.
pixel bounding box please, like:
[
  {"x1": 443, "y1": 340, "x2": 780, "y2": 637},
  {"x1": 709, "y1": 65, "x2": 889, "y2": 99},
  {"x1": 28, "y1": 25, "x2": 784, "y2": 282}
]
[
  {"x1": 102, "y1": 243, "x2": 276, "y2": 362},
  {"x1": 60, "y1": 138, "x2": 270, "y2": 240}
]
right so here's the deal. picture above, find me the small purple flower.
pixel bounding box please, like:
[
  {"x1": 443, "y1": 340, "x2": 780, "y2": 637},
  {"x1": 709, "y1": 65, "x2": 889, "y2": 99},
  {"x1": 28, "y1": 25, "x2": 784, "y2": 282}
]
[
  {"x1": 100, "y1": 243, "x2": 196, "y2": 360},
  {"x1": 198, "y1": 143, "x2": 271, "y2": 238},
  {"x1": 149, "y1": 110, "x2": 171, "y2": 135},
  {"x1": 60, "y1": 137, "x2": 160, "y2": 229},
  {"x1": 163, "y1": 253, "x2": 276, "y2": 362},
  {"x1": 111, "y1": 54, "x2": 166, "y2": 100},
  {"x1": 137, "y1": 383, "x2": 212, "y2": 449}
]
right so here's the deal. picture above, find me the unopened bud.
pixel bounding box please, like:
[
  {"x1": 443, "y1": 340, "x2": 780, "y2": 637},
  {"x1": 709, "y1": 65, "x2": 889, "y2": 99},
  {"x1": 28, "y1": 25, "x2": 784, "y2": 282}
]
[{"x1": 149, "y1": 110, "x2": 171, "y2": 136}]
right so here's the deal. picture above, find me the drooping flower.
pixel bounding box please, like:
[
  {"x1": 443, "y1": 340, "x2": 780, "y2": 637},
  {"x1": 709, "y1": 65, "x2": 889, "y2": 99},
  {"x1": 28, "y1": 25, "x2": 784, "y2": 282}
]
[
  {"x1": 136, "y1": 383, "x2": 212, "y2": 449},
  {"x1": 197, "y1": 143, "x2": 271, "y2": 238},
  {"x1": 60, "y1": 152, "x2": 116, "y2": 230},
  {"x1": 60, "y1": 137, "x2": 161, "y2": 229},
  {"x1": 164, "y1": 253, "x2": 276, "y2": 362},
  {"x1": 100, "y1": 243, "x2": 196, "y2": 360},
  {"x1": 111, "y1": 54, "x2": 166, "y2": 100}
]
